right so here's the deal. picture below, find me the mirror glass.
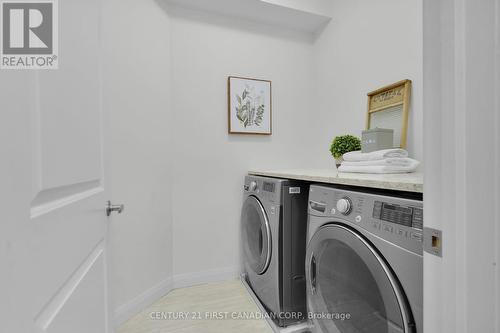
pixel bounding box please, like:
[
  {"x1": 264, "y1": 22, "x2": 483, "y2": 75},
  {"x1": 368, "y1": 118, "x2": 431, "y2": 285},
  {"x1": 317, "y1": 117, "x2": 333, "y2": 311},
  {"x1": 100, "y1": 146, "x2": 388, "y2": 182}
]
[{"x1": 368, "y1": 104, "x2": 403, "y2": 148}]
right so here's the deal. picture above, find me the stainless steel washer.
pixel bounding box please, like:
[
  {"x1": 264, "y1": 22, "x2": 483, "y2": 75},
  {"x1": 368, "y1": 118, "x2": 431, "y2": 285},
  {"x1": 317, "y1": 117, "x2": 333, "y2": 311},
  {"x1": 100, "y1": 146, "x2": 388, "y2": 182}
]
[
  {"x1": 241, "y1": 175, "x2": 309, "y2": 327},
  {"x1": 306, "y1": 185, "x2": 423, "y2": 333}
]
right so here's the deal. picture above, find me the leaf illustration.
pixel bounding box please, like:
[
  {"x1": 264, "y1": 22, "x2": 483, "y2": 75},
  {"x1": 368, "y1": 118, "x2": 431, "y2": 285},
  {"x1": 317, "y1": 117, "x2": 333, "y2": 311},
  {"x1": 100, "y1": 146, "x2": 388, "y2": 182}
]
[
  {"x1": 242, "y1": 89, "x2": 247, "y2": 100},
  {"x1": 236, "y1": 100, "x2": 248, "y2": 127},
  {"x1": 257, "y1": 105, "x2": 264, "y2": 114},
  {"x1": 236, "y1": 107, "x2": 243, "y2": 122},
  {"x1": 237, "y1": 95, "x2": 242, "y2": 105},
  {"x1": 255, "y1": 114, "x2": 263, "y2": 125},
  {"x1": 254, "y1": 104, "x2": 265, "y2": 126}
]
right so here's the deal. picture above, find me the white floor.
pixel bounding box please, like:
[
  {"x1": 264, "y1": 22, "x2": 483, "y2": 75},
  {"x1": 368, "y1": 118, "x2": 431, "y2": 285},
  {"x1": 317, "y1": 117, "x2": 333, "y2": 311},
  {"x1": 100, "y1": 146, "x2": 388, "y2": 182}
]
[{"x1": 118, "y1": 280, "x2": 274, "y2": 333}]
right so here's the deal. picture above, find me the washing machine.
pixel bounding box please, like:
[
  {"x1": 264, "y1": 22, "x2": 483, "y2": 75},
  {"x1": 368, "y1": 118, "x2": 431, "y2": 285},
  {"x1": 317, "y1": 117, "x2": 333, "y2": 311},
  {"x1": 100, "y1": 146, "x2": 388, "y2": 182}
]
[
  {"x1": 305, "y1": 184, "x2": 423, "y2": 333},
  {"x1": 241, "y1": 175, "x2": 309, "y2": 327}
]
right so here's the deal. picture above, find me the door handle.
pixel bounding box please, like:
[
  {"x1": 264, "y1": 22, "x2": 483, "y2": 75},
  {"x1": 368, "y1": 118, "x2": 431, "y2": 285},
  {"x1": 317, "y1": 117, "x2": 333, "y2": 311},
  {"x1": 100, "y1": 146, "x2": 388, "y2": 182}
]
[
  {"x1": 106, "y1": 201, "x2": 124, "y2": 216},
  {"x1": 311, "y1": 253, "x2": 317, "y2": 295}
]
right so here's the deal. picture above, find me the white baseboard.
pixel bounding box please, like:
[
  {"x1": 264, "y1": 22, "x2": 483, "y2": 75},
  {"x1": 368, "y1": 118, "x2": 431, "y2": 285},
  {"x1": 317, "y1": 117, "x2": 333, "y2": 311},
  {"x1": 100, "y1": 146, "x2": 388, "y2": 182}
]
[
  {"x1": 113, "y1": 276, "x2": 174, "y2": 329},
  {"x1": 173, "y1": 266, "x2": 239, "y2": 289},
  {"x1": 113, "y1": 267, "x2": 239, "y2": 329}
]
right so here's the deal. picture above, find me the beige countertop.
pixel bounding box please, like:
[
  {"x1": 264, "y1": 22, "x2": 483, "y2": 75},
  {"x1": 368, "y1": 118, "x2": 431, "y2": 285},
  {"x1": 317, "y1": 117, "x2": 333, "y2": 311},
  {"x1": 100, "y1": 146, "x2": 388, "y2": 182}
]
[{"x1": 248, "y1": 169, "x2": 423, "y2": 193}]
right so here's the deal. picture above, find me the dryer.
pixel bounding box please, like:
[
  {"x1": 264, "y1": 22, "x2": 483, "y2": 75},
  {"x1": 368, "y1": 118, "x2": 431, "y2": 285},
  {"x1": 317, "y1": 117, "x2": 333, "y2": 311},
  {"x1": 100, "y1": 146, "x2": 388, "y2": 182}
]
[
  {"x1": 241, "y1": 175, "x2": 309, "y2": 327},
  {"x1": 306, "y1": 185, "x2": 423, "y2": 333}
]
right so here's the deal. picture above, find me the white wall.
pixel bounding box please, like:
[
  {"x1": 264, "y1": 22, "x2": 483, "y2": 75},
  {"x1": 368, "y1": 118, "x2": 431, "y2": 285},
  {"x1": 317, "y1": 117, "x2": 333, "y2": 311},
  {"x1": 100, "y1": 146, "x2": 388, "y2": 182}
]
[
  {"x1": 102, "y1": 0, "x2": 173, "y2": 326},
  {"x1": 169, "y1": 6, "x2": 318, "y2": 281},
  {"x1": 311, "y1": 0, "x2": 423, "y2": 166}
]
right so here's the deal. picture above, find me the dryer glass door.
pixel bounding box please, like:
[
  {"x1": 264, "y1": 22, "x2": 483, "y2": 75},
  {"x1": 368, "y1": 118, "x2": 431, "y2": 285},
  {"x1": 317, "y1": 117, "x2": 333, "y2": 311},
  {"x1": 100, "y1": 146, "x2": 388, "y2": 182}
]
[
  {"x1": 306, "y1": 224, "x2": 414, "y2": 333},
  {"x1": 241, "y1": 196, "x2": 272, "y2": 275}
]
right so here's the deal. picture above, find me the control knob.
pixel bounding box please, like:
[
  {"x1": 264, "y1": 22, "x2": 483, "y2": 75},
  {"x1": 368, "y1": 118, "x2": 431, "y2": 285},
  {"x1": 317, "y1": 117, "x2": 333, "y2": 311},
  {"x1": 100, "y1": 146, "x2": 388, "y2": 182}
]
[
  {"x1": 249, "y1": 181, "x2": 258, "y2": 192},
  {"x1": 336, "y1": 197, "x2": 352, "y2": 215}
]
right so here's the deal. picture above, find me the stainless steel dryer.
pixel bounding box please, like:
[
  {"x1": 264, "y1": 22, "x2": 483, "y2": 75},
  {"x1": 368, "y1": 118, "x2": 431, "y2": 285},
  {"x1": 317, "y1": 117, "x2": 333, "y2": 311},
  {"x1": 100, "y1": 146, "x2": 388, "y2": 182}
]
[
  {"x1": 241, "y1": 175, "x2": 309, "y2": 327},
  {"x1": 306, "y1": 185, "x2": 423, "y2": 333}
]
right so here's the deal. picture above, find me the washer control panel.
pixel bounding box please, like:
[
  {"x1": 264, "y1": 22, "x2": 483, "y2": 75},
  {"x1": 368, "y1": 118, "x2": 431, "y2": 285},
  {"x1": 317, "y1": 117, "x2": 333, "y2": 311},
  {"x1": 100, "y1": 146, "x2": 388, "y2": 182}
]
[
  {"x1": 372, "y1": 201, "x2": 423, "y2": 230},
  {"x1": 309, "y1": 185, "x2": 423, "y2": 255}
]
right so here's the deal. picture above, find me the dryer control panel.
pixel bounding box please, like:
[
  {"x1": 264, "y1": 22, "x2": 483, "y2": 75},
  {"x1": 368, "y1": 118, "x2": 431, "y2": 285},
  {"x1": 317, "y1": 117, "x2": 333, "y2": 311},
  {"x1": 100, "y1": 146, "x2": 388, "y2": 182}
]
[
  {"x1": 244, "y1": 176, "x2": 282, "y2": 204},
  {"x1": 308, "y1": 185, "x2": 423, "y2": 255}
]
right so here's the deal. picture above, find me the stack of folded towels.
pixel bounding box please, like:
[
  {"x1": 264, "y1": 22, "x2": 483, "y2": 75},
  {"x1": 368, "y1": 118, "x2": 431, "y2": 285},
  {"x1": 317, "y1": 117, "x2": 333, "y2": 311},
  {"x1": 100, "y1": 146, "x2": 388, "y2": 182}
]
[{"x1": 338, "y1": 148, "x2": 420, "y2": 174}]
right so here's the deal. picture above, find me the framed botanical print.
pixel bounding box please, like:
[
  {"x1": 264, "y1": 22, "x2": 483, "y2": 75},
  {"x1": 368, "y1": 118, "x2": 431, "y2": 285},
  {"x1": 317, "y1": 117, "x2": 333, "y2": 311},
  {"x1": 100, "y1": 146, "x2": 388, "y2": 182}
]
[
  {"x1": 228, "y1": 76, "x2": 272, "y2": 135},
  {"x1": 366, "y1": 79, "x2": 412, "y2": 148}
]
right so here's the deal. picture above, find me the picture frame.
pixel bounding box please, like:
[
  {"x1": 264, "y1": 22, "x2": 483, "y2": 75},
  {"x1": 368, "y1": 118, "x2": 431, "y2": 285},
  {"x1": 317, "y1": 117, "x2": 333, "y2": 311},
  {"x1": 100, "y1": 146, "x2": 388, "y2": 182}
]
[
  {"x1": 228, "y1": 76, "x2": 272, "y2": 135},
  {"x1": 366, "y1": 79, "x2": 412, "y2": 148}
]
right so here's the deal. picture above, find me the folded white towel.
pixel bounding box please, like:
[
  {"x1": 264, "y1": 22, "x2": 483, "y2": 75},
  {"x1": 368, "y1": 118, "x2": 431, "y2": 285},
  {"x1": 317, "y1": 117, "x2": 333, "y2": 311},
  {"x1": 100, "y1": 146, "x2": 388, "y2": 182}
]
[
  {"x1": 343, "y1": 149, "x2": 408, "y2": 162},
  {"x1": 338, "y1": 159, "x2": 419, "y2": 174},
  {"x1": 341, "y1": 157, "x2": 418, "y2": 167}
]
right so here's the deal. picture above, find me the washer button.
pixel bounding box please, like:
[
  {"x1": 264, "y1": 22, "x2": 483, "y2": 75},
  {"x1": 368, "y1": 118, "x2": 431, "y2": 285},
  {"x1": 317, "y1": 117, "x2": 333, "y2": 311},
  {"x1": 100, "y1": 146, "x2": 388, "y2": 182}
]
[
  {"x1": 330, "y1": 208, "x2": 336, "y2": 215},
  {"x1": 355, "y1": 215, "x2": 362, "y2": 223},
  {"x1": 411, "y1": 232, "x2": 423, "y2": 242}
]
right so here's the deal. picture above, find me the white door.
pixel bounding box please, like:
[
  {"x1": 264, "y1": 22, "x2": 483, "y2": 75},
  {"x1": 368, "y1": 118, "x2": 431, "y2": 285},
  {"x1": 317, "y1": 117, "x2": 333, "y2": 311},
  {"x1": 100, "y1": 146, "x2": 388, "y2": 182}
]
[
  {"x1": 0, "y1": 0, "x2": 112, "y2": 332},
  {"x1": 423, "y1": 0, "x2": 500, "y2": 332}
]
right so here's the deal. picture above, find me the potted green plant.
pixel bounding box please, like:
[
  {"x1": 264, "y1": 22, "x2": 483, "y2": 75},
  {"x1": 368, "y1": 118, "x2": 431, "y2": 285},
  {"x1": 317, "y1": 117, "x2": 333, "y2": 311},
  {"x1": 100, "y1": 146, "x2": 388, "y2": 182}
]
[{"x1": 330, "y1": 135, "x2": 361, "y2": 167}]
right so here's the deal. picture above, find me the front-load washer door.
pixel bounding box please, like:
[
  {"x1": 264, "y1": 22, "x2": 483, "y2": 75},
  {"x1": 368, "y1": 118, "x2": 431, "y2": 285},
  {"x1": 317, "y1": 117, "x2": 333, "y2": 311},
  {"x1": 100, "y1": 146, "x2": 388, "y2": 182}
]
[
  {"x1": 306, "y1": 224, "x2": 414, "y2": 333},
  {"x1": 242, "y1": 195, "x2": 272, "y2": 275}
]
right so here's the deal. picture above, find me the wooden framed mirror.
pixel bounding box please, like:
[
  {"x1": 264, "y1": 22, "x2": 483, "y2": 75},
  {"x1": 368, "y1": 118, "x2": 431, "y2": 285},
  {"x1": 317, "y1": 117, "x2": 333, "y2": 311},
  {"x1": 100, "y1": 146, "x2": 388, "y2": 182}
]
[{"x1": 366, "y1": 79, "x2": 412, "y2": 148}]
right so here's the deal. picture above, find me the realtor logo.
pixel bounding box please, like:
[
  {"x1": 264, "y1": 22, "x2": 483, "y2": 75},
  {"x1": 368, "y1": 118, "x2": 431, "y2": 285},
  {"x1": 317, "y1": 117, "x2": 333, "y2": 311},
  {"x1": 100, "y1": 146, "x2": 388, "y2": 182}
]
[{"x1": 1, "y1": 0, "x2": 58, "y2": 69}]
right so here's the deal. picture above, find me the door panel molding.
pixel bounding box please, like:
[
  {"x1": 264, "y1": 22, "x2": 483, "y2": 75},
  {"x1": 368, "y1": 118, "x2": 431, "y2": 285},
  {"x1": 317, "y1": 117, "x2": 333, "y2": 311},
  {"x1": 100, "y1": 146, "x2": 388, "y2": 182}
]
[
  {"x1": 34, "y1": 241, "x2": 104, "y2": 331},
  {"x1": 31, "y1": 180, "x2": 103, "y2": 218}
]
